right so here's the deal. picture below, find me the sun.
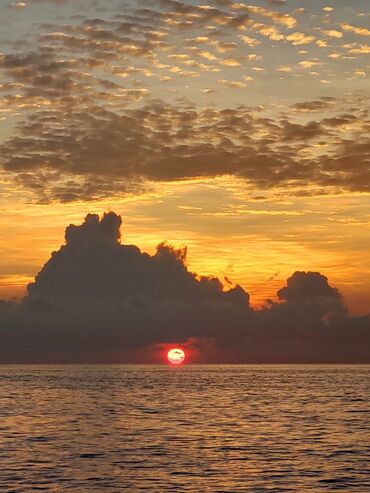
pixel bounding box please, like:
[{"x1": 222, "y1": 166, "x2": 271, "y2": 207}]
[{"x1": 167, "y1": 347, "x2": 185, "y2": 365}]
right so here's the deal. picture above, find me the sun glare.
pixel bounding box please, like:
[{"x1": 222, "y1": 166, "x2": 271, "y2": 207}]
[{"x1": 167, "y1": 347, "x2": 185, "y2": 365}]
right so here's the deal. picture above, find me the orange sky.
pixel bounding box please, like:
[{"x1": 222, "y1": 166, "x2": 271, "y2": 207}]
[{"x1": 1, "y1": 178, "x2": 369, "y2": 314}]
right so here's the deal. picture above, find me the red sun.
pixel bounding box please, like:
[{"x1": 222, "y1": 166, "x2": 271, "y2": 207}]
[{"x1": 167, "y1": 347, "x2": 186, "y2": 365}]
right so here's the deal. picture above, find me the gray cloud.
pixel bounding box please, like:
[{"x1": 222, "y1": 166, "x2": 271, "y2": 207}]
[
  {"x1": 293, "y1": 99, "x2": 336, "y2": 112},
  {"x1": 2, "y1": 97, "x2": 369, "y2": 201},
  {"x1": 0, "y1": 2, "x2": 369, "y2": 201},
  {"x1": 0, "y1": 212, "x2": 368, "y2": 363}
]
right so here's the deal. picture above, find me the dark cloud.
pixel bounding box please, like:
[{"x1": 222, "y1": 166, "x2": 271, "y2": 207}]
[
  {"x1": 273, "y1": 271, "x2": 348, "y2": 326},
  {"x1": 277, "y1": 271, "x2": 343, "y2": 303},
  {"x1": 2, "y1": 96, "x2": 369, "y2": 202},
  {"x1": 279, "y1": 120, "x2": 323, "y2": 141},
  {"x1": 293, "y1": 100, "x2": 335, "y2": 112},
  {"x1": 318, "y1": 137, "x2": 370, "y2": 193},
  {"x1": 27, "y1": 211, "x2": 249, "y2": 312},
  {"x1": 0, "y1": 212, "x2": 368, "y2": 363}
]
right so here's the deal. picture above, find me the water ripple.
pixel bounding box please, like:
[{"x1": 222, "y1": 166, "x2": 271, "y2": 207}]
[{"x1": 0, "y1": 364, "x2": 369, "y2": 492}]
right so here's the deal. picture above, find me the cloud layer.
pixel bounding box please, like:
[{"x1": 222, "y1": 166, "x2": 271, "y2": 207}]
[
  {"x1": 0, "y1": 0, "x2": 369, "y2": 201},
  {"x1": 2, "y1": 98, "x2": 369, "y2": 202},
  {"x1": 0, "y1": 212, "x2": 368, "y2": 363}
]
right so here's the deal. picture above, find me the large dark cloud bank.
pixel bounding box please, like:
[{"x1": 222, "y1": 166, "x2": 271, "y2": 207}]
[{"x1": 0, "y1": 212, "x2": 369, "y2": 363}]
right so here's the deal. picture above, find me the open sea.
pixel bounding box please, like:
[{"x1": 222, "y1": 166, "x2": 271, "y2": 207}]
[{"x1": 0, "y1": 365, "x2": 369, "y2": 492}]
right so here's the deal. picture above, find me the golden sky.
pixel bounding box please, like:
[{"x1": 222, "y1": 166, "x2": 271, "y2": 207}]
[{"x1": 0, "y1": 0, "x2": 369, "y2": 315}]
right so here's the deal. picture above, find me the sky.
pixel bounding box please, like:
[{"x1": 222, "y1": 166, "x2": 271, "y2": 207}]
[{"x1": 0, "y1": 0, "x2": 369, "y2": 361}]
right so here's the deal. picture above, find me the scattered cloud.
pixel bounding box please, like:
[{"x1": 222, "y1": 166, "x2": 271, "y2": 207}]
[
  {"x1": 0, "y1": 0, "x2": 369, "y2": 203},
  {"x1": 239, "y1": 5, "x2": 297, "y2": 28},
  {"x1": 10, "y1": 1, "x2": 27, "y2": 7},
  {"x1": 321, "y1": 29, "x2": 343, "y2": 39},
  {"x1": 286, "y1": 32, "x2": 316, "y2": 45},
  {"x1": 277, "y1": 65, "x2": 293, "y2": 72},
  {"x1": 252, "y1": 23, "x2": 284, "y2": 41},
  {"x1": 341, "y1": 23, "x2": 370, "y2": 37},
  {"x1": 239, "y1": 35, "x2": 261, "y2": 46},
  {"x1": 343, "y1": 42, "x2": 370, "y2": 54},
  {"x1": 299, "y1": 59, "x2": 321, "y2": 68}
]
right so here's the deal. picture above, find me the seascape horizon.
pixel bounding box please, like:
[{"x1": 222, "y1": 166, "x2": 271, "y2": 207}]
[{"x1": 0, "y1": 0, "x2": 369, "y2": 490}]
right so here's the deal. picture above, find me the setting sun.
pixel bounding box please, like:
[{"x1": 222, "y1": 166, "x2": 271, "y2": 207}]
[{"x1": 167, "y1": 348, "x2": 185, "y2": 365}]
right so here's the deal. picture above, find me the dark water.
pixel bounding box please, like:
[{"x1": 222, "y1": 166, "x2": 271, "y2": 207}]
[{"x1": 0, "y1": 365, "x2": 369, "y2": 492}]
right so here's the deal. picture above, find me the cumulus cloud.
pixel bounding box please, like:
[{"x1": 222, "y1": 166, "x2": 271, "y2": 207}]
[
  {"x1": 276, "y1": 271, "x2": 347, "y2": 321},
  {"x1": 28, "y1": 211, "x2": 249, "y2": 311},
  {"x1": 0, "y1": 212, "x2": 368, "y2": 363}
]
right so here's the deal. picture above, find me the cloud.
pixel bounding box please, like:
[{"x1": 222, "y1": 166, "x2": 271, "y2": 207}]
[
  {"x1": 341, "y1": 23, "x2": 370, "y2": 37},
  {"x1": 251, "y1": 23, "x2": 284, "y2": 41},
  {"x1": 299, "y1": 59, "x2": 321, "y2": 68},
  {"x1": 276, "y1": 271, "x2": 346, "y2": 320},
  {"x1": 9, "y1": 1, "x2": 27, "y2": 7},
  {"x1": 0, "y1": 212, "x2": 252, "y2": 361},
  {"x1": 0, "y1": 212, "x2": 369, "y2": 363},
  {"x1": 235, "y1": 5, "x2": 296, "y2": 28},
  {"x1": 277, "y1": 65, "x2": 292, "y2": 72},
  {"x1": 266, "y1": 0, "x2": 286, "y2": 5},
  {"x1": 321, "y1": 29, "x2": 343, "y2": 39},
  {"x1": 27, "y1": 212, "x2": 250, "y2": 312},
  {"x1": 286, "y1": 32, "x2": 316, "y2": 45},
  {"x1": 292, "y1": 98, "x2": 336, "y2": 112},
  {"x1": 217, "y1": 78, "x2": 246, "y2": 88},
  {"x1": 279, "y1": 120, "x2": 323, "y2": 141},
  {"x1": 239, "y1": 35, "x2": 261, "y2": 46},
  {"x1": 0, "y1": 1, "x2": 369, "y2": 202},
  {"x1": 343, "y1": 42, "x2": 370, "y2": 54},
  {"x1": 1, "y1": 95, "x2": 369, "y2": 201}
]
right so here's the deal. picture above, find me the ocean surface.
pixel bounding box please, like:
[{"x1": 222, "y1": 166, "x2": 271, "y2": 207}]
[{"x1": 0, "y1": 365, "x2": 369, "y2": 492}]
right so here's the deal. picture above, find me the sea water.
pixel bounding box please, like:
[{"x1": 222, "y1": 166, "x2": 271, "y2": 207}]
[{"x1": 0, "y1": 365, "x2": 369, "y2": 492}]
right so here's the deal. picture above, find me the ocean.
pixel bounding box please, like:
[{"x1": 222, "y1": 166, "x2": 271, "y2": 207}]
[{"x1": 0, "y1": 365, "x2": 369, "y2": 492}]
